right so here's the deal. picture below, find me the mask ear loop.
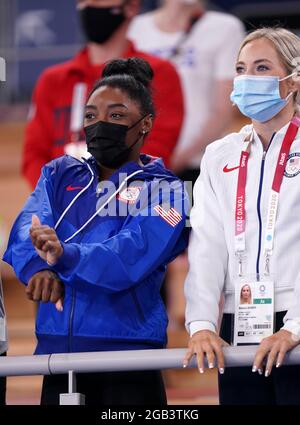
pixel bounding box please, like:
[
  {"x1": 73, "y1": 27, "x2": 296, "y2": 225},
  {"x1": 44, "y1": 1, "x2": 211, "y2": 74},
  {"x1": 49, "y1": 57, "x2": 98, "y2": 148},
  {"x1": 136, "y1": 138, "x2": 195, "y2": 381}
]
[
  {"x1": 279, "y1": 72, "x2": 298, "y2": 102},
  {"x1": 279, "y1": 71, "x2": 297, "y2": 82}
]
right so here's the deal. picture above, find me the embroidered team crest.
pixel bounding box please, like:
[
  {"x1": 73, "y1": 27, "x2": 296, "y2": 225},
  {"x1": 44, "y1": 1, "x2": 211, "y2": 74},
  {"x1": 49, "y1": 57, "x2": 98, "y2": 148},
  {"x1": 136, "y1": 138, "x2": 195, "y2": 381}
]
[
  {"x1": 117, "y1": 187, "x2": 141, "y2": 204},
  {"x1": 284, "y1": 153, "x2": 300, "y2": 178}
]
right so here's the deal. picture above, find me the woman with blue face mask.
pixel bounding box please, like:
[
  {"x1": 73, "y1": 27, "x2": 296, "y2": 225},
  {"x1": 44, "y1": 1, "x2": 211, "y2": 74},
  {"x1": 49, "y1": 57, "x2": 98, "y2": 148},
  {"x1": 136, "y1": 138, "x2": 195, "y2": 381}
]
[{"x1": 183, "y1": 27, "x2": 300, "y2": 405}]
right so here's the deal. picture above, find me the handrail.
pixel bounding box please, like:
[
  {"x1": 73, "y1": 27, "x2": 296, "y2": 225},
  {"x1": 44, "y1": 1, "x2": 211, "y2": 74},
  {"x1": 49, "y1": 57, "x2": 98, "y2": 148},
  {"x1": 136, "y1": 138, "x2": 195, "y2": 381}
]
[{"x1": 1, "y1": 345, "x2": 300, "y2": 377}]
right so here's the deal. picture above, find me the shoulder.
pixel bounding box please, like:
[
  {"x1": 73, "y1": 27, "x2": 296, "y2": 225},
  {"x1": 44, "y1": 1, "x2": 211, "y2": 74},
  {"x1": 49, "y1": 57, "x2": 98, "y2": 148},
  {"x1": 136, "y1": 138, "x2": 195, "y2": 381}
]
[
  {"x1": 42, "y1": 155, "x2": 84, "y2": 180},
  {"x1": 129, "y1": 11, "x2": 155, "y2": 31},
  {"x1": 202, "y1": 11, "x2": 244, "y2": 31},
  {"x1": 34, "y1": 54, "x2": 82, "y2": 89},
  {"x1": 134, "y1": 49, "x2": 179, "y2": 84},
  {"x1": 135, "y1": 48, "x2": 176, "y2": 72},
  {"x1": 204, "y1": 125, "x2": 252, "y2": 162}
]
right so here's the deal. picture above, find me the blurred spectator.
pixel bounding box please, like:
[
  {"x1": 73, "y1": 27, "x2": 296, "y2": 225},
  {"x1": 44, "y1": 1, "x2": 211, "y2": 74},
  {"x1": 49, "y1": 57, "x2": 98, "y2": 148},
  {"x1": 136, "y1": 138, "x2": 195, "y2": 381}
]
[
  {"x1": 22, "y1": 0, "x2": 184, "y2": 189},
  {"x1": 129, "y1": 0, "x2": 245, "y2": 183}
]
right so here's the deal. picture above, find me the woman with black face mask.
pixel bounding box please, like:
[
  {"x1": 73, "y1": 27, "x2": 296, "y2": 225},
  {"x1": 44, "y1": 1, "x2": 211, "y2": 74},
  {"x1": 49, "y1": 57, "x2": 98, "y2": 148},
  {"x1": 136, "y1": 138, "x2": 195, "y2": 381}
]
[{"x1": 3, "y1": 57, "x2": 189, "y2": 405}]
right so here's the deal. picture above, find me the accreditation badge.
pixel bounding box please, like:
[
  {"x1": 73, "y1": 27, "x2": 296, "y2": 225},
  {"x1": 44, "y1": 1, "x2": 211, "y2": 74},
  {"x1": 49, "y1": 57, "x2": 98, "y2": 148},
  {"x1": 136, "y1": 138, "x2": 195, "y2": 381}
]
[{"x1": 233, "y1": 275, "x2": 274, "y2": 346}]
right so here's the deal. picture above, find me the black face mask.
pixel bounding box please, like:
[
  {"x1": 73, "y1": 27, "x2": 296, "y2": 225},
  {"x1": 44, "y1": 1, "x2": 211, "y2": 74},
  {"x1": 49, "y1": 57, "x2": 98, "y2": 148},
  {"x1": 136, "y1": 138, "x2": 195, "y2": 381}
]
[
  {"x1": 79, "y1": 6, "x2": 126, "y2": 44},
  {"x1": 85, "y1": 117, "x2": 146, "y2": 169}
]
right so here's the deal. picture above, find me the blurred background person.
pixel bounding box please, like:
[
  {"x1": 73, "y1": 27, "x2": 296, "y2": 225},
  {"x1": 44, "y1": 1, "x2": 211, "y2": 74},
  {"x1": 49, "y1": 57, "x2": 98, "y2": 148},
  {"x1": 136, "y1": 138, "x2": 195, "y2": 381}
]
[{"x1": 22, "y1": 0, "x2": 184, "y2": 189}]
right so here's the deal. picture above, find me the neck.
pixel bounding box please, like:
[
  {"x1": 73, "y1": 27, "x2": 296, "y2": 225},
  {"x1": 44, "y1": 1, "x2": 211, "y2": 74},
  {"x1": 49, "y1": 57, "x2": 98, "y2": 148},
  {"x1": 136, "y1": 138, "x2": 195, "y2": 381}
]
[
  {"x1": 98, "y1": 166, "x2": 115, "y2": 181},
  {"x1": 98, "y1": 155, "x2": 142, "y2": 181},
  {"x1": 155, "y1": 2, "x2": 202, "y2": 32},
  {"x1": 253, "y1": 105, "x2": 296, "y2": 149},
  {"x1": 87, "y1": 23, "x2": 130, "y2": 65}
]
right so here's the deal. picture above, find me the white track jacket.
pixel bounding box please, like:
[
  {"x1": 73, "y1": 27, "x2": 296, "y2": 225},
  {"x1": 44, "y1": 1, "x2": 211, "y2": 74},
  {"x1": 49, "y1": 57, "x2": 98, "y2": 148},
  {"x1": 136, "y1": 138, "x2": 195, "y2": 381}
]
[{"x1": 185, "y1": 122, "x2": 300, "y2": 337}]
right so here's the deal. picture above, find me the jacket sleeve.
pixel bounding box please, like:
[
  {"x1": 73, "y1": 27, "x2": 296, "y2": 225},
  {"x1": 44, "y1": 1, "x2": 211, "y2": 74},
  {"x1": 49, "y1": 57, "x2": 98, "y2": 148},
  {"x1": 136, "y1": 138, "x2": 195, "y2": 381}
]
[
  {"x1": 22, "y1": 70, "x2": 56, "y2": 189},
  {"x1": 142, "y1": 60, "x2": 184, "y2": 167},
  {"x1": 52, "y1": 180, "x2": 189, "y2": 293},
  {"x1": 184, "y1": 153, "x2": 228, "y2": 334},
  {"x1": 3, "y1": 165, "x2": 55, "y2": 284}
]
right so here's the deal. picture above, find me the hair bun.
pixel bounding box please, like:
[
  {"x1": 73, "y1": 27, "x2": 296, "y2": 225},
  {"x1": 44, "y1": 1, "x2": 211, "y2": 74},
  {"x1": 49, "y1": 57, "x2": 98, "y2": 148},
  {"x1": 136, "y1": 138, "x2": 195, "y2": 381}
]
[{"x1": 102, "y1": 57, "x2": 154, "y2": 89}]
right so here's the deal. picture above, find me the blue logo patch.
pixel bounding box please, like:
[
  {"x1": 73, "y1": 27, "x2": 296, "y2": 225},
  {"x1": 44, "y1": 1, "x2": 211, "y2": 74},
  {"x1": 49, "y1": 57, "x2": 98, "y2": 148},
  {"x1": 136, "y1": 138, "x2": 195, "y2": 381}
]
[{"x1": 284, "y1": 152, "x2": 300, "y2": 178}]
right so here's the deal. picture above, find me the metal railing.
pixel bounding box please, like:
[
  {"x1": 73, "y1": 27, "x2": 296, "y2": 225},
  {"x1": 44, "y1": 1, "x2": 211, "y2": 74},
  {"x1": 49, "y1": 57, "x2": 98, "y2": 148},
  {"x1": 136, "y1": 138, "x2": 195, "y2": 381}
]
[{"x1": 1, "y1": 346, "x2": 300, "y2": 404}]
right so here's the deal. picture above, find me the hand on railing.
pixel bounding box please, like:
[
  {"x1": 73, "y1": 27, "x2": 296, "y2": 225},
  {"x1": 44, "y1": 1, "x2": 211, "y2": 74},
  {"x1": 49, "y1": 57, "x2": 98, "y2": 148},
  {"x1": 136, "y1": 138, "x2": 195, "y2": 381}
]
[
  {"x1": 252, "y1": 329, "x2": 300, "y2": 377},
  {"x1": 182, "y1": 329, "x2": 229, "y2": 375},
  {"x1": 26, "y1": 270, "x2": 64, "y2": 312}
]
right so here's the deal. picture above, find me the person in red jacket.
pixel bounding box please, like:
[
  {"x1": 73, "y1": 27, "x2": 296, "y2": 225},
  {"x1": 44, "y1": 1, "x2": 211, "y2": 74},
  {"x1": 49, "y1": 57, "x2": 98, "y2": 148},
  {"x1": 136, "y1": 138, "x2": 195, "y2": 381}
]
[{"x1": 22, "y1": 0, "x2": 184, "y2": 188}]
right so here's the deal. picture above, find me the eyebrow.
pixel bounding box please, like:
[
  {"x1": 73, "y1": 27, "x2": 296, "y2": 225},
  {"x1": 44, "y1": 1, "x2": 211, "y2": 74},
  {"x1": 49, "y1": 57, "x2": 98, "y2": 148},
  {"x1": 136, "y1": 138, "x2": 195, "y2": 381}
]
[
  {"x1": 85, "y1": 105, "x2": 97, "y2": 110},
  {"x1": 107, "y1": 103, "x2": 128, "y2": 110},
  {"x1": 236, "y1": 59, "x2": 273, "y2": 65},
  {"x1": 85, "y1": 103, "x2": 129, "y2": 110}
]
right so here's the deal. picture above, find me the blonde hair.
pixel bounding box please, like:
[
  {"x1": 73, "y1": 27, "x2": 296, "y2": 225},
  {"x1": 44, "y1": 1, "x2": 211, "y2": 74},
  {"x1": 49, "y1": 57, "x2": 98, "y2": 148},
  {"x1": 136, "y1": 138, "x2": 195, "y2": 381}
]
[{"x1": 238, "y1": 27, "x2": 300, "y2": 107}]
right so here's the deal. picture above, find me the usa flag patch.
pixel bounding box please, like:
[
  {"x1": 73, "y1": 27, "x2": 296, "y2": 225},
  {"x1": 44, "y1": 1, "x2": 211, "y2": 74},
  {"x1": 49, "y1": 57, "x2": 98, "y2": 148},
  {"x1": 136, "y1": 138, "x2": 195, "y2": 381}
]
[{"x1": 154, "y1": 204, "x2": 182, "y2": 227}]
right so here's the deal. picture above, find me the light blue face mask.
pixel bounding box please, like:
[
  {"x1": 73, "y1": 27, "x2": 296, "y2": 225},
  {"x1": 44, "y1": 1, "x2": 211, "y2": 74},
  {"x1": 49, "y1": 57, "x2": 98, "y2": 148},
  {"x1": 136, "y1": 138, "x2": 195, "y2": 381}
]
[{"x1": 230, "y1": 73, "x2": 296, "y2": 122}]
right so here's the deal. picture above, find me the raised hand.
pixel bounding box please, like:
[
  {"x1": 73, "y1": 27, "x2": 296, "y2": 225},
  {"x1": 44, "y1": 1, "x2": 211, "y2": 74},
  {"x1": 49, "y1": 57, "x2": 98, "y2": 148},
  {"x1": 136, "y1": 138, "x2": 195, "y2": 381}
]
[{"x1": 30, "y1": 215, "x2": 63, "y2": 265}]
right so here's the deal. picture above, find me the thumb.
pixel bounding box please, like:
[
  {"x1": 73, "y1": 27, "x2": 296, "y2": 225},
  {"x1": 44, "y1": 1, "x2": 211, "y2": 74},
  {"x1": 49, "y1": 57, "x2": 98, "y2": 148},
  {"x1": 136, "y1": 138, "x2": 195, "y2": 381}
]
[
  {"x1": 32, "y1": 214, "x2": 41, "y2": 227},
  {"x1": 46, "y1": 248, "x2": 57, "y2": 266},
  {"x1": 55, "y1": 298, "x2": 63, "y2": 312}
]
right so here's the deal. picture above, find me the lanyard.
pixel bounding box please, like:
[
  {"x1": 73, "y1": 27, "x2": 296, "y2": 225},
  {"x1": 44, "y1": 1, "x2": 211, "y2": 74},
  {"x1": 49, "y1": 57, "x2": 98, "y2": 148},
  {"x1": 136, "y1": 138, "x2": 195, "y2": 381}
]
[
  {"x1": 168, "y1": 12, "x2": 203, "y2": 58},
  {"x1": 235, "y1": 117, "x2": 300, "y2": 276}
]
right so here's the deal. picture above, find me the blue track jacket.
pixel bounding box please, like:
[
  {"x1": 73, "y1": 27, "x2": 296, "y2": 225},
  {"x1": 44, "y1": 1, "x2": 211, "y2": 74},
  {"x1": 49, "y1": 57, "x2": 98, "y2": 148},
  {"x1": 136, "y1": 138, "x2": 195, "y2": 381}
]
[{"x1": 3, "y1": 154, "x2": 189, "y2": 354}]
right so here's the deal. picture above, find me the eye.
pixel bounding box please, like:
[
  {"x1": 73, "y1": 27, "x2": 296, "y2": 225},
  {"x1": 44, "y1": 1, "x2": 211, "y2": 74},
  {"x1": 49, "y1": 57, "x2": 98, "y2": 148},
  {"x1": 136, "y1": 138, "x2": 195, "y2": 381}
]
[
  {"x1": 257, "y1": 64, "x2": 270, "y2": 72},
  {"x1": 85, "y1": 112, "x2": 96, "y2": 120},
  {"x1": 236, "y1": 66, "x2": 245, "y2": 74},
  {"x1": 110, "y1": 112, "x2": 124, "y2": 119}
]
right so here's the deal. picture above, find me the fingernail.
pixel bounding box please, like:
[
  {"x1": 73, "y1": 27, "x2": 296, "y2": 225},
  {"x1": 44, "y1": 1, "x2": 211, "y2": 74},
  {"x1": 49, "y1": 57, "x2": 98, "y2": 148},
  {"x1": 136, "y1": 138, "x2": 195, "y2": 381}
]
[
  {"x1": 199, "y1": 368, "x2": 204, "y2": 374},
  {"x1": 219, "y1": 368, "x2": 225, "y2": 374},
  {"x1": 182, "y1": 363, "x2": 187, "y2": 368},
  {"x1": 276, "y1": 363, "x2": 280, "y2": 368},
  {"x1": 208, "y1": 363, "x2": 214, "y2": 369},
  {"x1": 258, "y1": 369, "x2": 263, "y2": 375},
  {"x1": 252, "y1": 366, "x2": 257, "y2": 372},
  {"x1": 265, "y1": 370, "x2": 269, "y2": 377}
]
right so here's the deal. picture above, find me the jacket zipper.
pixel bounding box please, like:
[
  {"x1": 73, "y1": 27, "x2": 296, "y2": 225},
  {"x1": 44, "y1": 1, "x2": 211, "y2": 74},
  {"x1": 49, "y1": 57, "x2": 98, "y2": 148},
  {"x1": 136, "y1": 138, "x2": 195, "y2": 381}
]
[
  {"x1": 256, "y1": 151, "x2": 266, "y2": 276},
  {"x1": 68, "y1": 287, "x2": 76, "y2": 352},
  {"x1": 67, "y1": 167, "x2": 99, "y2": 352},
  {"x1": 255, "y1": 133, "x2": 276, "y2": 277}
]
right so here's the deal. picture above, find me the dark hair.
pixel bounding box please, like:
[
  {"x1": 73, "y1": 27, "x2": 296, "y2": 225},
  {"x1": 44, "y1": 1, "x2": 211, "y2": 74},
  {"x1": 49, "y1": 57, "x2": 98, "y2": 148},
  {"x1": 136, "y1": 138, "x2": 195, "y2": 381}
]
[{"x1": 88, "y1": 57, "x2": 155, "y2": 117}]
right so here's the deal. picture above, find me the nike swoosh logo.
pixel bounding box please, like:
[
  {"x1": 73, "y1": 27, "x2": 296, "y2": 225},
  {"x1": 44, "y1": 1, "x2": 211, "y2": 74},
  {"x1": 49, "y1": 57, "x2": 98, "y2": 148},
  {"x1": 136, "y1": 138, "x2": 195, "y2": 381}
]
[
  {"x1": 66, "y1": 185, "x2": 84, "y2": 191},
  {"x1": 223, "y1": 164, "x2": 240, "y2": 173}
]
